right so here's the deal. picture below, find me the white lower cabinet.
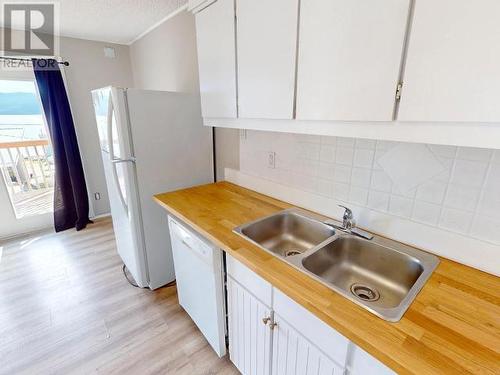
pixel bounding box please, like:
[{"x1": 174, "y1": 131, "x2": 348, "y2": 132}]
[
  {"x1": 272, "y1": 314, "x2": 344, "y2": 375},
  {"x1": 346, "y1": 345, "x2": 395, "y2": 375},
  {"x1": 226, "y1": 255, "x2": 394, "y2": 375},
  {"x1": 227, "y1": 277, "x2": 272, "y2": 375}
]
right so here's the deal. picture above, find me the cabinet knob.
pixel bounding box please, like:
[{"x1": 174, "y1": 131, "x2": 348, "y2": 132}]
[
  {"x1": 262, "y1": 317, "x2": 271, "y2": 325},
  {"x1": 269, "y1": 322, "x2": 277, "y2": 330}
]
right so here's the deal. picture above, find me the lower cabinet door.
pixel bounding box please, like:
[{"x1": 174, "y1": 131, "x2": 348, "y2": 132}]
[
  {"x1": 227, "y1": 277, "x2": 272, "y2": 375},
  {"x1": 272, "y1": 313, "x2": 344, "y2": 375}
]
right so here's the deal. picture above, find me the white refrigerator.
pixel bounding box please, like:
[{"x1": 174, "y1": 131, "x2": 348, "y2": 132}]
[{"x1": 91, "y1": 87, "x2": 213, "y2": 289}]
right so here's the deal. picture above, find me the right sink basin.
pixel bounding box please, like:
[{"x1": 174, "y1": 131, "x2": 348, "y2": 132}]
[
  {"x1": 302, "y1": 237, "x2": 428, "y2": 317},
  {"x1": 296, "y1": 232, "x2": 440, "y2": 322}
]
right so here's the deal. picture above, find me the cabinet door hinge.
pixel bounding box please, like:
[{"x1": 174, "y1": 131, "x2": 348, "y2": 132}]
[{"x1": 395, "y1": 82, "x2": 403, "y2": 101}]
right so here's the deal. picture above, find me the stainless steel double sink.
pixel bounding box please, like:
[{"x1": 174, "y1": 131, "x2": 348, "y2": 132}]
[{"x1": 234, "y1": 208, "x2": 439, "y2": 322}]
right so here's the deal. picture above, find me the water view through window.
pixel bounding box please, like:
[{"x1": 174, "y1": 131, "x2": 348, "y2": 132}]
[{"x1": 0, "y1": 80, "x2": 54, "y2": 218}]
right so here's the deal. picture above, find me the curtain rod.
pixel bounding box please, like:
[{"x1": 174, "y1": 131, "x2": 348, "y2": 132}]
[{"x1": 0, "y1": 56, "x2": 70, "y2": 66}]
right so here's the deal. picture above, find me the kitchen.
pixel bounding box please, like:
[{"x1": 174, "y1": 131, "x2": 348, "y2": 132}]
[{"x1": 0, "y1": 0, "x2": 498, "y2": 374}]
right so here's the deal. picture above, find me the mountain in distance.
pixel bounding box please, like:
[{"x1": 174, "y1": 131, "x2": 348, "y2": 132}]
[{"x1": 0, "y1": 92, "x2": 42, "y2": 115}]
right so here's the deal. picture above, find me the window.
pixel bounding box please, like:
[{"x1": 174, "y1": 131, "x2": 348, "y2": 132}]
[{"x1": 0, "y1": 79, "x2": 54, "y2": 218}]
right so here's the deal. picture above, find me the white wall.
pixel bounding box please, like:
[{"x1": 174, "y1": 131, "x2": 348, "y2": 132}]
[
  {"x1": 60, "y1": 36, "x2": 134, "y2": 216},
  {"x1": 238, "y1": 130, "x2": 500, "y2": 275},
  {"x1": 129, "y1": 10, "x2": 239, "y2": 180}
]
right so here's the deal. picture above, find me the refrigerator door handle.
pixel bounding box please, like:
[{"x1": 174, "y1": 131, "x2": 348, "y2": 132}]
[
  {"x1": 111, "y1": 157, "x2": 136, "y2": 164},
  {"x1": 107, "y1": 93, "x2": 130, "y2": 217},
  {"x1": 106, "y1": 93, "x2": 116, "y2": 159}
]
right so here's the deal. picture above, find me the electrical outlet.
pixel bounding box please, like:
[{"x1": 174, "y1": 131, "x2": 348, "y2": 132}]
[
  {"x1": 267, "y1": 151, "x2": 276, "y2": 169},
  {"x1": 94, "y1": 192, "x2": 101, "y2": 200}
]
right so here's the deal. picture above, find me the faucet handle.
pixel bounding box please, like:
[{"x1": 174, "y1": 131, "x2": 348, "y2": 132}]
[
  {"x1": 338, "y1": 205, "x2": 353, "y2": 218},
  {"x1": 338, "y1": 205, "x2": 355, "y2": 229}
]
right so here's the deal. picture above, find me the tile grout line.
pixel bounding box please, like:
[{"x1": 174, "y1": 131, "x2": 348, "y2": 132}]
[{"x1": 468, "y1": 150, "x2": 496, "y2": 237}]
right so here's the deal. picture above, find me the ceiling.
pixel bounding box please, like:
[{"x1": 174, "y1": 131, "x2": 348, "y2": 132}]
[{"x1": 1, "y1": 0, "x2": 187, "y2": 45}]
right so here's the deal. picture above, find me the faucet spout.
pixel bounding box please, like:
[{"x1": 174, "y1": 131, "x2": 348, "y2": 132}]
[{"x1": 324, "y1": 205, "x2": 374, "y2": 240}]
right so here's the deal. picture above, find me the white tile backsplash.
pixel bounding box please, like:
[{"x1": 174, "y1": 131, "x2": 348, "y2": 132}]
[
  {"x1": 240, "y1": 131, "x2": 500, "y2": 245},
  {"x1": 388, "y1": 195, "x2": 414, "y2": 218},
  {"x1": 333, "y1": 182, "x2": 350, "y2": 201},
  {"x1": 334, "y1": 165, "x2": 352, "y2": 184},
  {"x1": 444, "y1": 185, "x2": 481, "y2": 212},
  {"x1": 355, "y1": 139, "x2": 376, "y2": 150},
  {"x1": 451, "y1": 159, "x2": 489, "y2": 188},
  {"x1": 456, "y1": 147, "x2": 493, "y2": 162},
  {"x1": 412, "y1": 201, "x2": 441, "y2": 226},
  {"x1": 470, "y1": 216, "x2": 500, "y2": 244},
  {"x1": 416, "y1": 180, "x2": 448, "y2": 204},
  {"x1": 377, "y1": 143, "x2": 446, "y2": 192},
  {"x1": 492, "y1": 150, "x2": 500, "y2": 163},
  {"x1": 353, "y1": 149, "x2": 375, "y2": 168},
  {"x1": 319, "y1": 144, "x2": 336, "y2": 163},
  {"x1": 336, "y1": 147, "x2": 354, "y2": 166},
  {"x1": 351, "y1": 168, "x2": 372, "y2": 188},
  {"x1": 371, "y1": 170, "x2": 393, "y2": 192},
  {"x1": 349, "y1": 186, "x2": 369, "y2": 206},
  {"x1": 367, "y1": 190, "x2": 390, "y2": 211},
  {"x1": 439, "y1": 208, "x2": 473, "y2": 233}
]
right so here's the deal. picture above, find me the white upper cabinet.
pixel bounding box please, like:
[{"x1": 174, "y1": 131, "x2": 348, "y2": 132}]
[
  {"x1": 398, "y1": 0, "x2": 500, "y2": 122},
  {"x1": 195, "y1": 0, "x2": 237, "y2": 118},
  {"x1": 296, "y1": 0, "x2": 410, "y2": 121},
  {"x1": 236, "y1": 0, "x2": 299, "y2": 119}
]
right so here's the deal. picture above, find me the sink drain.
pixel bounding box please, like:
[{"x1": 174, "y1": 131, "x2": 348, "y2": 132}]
[
  {"x1": 284, "y1": 250, "x2": 302, "y2": 257},
  {"x1": 350, "y1": 283, "x2": 380, "y2": 302}
]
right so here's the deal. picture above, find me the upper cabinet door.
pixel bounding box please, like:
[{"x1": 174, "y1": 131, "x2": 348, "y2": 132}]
[
  {"x1": 296, "y1": 0, "x2": 410, "y2": 121},
  {"x1": 195, "y1": 0, "x2": 237, "y2": 118},
  {"x1": 398, "y1": 0, "x2": 500, "y2": 122},
  {"x1": 237, "y1": 0, "x2": 299, "y2": 119}
]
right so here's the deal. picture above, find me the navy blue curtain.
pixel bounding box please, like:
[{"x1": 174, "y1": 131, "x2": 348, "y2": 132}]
[{"x1": 33, "y1": 59, "x2": 91, "y2": 232}]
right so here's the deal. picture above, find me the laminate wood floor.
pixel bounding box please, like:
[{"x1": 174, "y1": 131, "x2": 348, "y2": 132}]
[{"x1": 0, "y1": 218, "x2": 239, "y2": 375}]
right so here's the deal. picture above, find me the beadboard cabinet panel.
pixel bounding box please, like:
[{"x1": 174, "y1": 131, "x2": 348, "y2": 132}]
[
  {"x1": 398, "y1": 0, "x2": 500, "y2": 122},
  {"x1": 236, "y1": 0, "x2": 299, "y2": 119},
  {"x1": 348, "y1": 345, "x2": 395, "y2": 375},
  {"x1": 227, "y1": 277, "x2": 272, "y2": 375},
  {"x1": 272, "y1": 314, "x2": 344, "y2": 375},
  {"x1": 296, "y1": 0, "x2": 410, "y2": 121}
]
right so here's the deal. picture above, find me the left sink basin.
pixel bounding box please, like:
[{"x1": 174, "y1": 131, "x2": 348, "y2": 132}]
[{"x1": 234, "y1": 208, "x2": 335, "y2": 257}]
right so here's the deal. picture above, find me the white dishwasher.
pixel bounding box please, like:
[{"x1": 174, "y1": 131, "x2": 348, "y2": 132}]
[{"x1": 168, "y1": 216, "x2": 227, "y2": 357}]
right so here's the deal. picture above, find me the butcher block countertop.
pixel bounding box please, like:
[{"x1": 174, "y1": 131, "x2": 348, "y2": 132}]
[{"x1": 154, "y1": 182, "x2": 500, "y2": 375}]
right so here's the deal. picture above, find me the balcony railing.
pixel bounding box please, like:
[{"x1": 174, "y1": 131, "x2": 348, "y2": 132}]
[{"x1": 0, "y1": 139, "x2": 54, "y2": 218}]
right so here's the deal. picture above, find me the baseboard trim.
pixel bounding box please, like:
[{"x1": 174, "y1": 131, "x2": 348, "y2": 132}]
[
  {"x1": 0, "y1": 225, "x2": 54, "y2": 245},
  {"x1": 225, "y1": 168, "x2": 499, "y2": 276},
  {"x1": 91, "y1": 212, "x2": 112, "y2": 220}
]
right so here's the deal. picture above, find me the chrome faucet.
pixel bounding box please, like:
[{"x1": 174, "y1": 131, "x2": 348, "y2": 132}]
[
  {"x1": 339, "y1": 205, "x2": 354, "y2": 230},
  {"x1": 324, "y1": 205, "x2": 373, "y2": 240}
]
